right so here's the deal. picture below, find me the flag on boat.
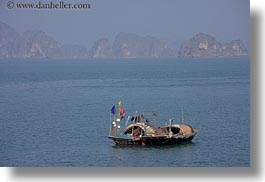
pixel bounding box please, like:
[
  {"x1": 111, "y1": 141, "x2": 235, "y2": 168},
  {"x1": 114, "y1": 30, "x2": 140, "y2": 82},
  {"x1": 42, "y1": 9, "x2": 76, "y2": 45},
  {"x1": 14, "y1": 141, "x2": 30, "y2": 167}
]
[
  {"x1": 111, "y1": 105, "x2": 116, "y2": 115},
  {"x1": 119, "y1": 108, "x2": 125, "y2": 115},
  {"x1": 118, "y1": 100, "x2": 122, "y2": 108}
]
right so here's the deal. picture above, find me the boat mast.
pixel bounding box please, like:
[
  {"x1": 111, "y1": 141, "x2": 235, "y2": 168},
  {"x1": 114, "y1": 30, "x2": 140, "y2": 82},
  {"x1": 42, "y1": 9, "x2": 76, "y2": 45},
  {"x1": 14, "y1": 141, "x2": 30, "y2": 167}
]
[
  {"x1": 109, "y1": 111, "x2": 112, "y2": 137},
  {"x1": 109, "y1": 105, "x2": 117, "y2": 137}
]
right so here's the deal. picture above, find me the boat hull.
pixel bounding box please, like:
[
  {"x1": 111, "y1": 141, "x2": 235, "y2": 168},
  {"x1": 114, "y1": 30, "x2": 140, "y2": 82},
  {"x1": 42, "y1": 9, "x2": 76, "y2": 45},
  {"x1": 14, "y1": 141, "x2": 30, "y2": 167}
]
[
  {"x1": 108, "y1": 137, "x2": 142, "y2": 145},
  {"x1": 141, "y1": 135, "x2": 194, "y2": 145},
  {"x1": 108, "y1": 133, "x2": 196, "y2": 146}
]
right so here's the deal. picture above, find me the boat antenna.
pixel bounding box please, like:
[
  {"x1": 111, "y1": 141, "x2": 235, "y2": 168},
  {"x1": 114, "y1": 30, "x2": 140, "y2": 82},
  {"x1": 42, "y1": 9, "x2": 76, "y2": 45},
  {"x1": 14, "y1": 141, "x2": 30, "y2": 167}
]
[
  {"x1": 181, "y1": 109, "x2": 184, "y2": 124},
  {"x1": 169, "y1": 117, "x2": 173, "y2": 135},
  {"x1": 153, "y1": 112, "x2": 157, "y2": 126},
  {"x1": 175, "y1": 111, "x2": 178, "y2": 123}
]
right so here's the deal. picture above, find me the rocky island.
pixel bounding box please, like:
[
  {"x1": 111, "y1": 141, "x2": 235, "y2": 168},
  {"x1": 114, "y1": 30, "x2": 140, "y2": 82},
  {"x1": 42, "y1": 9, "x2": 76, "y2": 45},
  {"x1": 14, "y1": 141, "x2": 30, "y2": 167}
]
[
  {"x1": 0, "y1": 21, "x2": 21, "y2": 58},
  {"x1": 178, "y1": 33, "x2": 248, "y2": 58},
  {"x1": 111, "y1": 32, "x2": 174, "y2": 58},
  {"x1": 0, "y1": 21, "x2": 248, "y2": 59},
  {"x1": 88, "y1": 38, "x2": 113, "y2": 58},
  {"x1": 89, "y1": 32, "x2": 174, "y2": 58},
  {"x1": 0, "y1": 21, "x2": 87, "y2": 59}
]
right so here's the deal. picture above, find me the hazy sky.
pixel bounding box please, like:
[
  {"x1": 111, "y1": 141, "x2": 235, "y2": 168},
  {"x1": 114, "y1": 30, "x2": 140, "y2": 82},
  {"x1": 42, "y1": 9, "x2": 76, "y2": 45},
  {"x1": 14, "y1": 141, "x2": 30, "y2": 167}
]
[{"x1": 0, "y1": 0, "x2": 249, "y2": 48}]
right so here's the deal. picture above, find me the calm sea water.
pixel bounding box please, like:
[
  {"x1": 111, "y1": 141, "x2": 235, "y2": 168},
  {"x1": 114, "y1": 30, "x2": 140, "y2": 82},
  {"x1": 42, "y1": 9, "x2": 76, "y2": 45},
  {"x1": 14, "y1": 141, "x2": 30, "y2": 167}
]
[{"x1": 0, "y1": 57, "x2": 249, "y2": 167}]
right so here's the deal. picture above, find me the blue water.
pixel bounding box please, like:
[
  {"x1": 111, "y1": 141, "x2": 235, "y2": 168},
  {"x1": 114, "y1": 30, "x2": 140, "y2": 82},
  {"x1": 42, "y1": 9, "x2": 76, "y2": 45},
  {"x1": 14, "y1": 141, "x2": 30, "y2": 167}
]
[{"x1": 0, "y1": 57, "x2": 250, "y2": 167}]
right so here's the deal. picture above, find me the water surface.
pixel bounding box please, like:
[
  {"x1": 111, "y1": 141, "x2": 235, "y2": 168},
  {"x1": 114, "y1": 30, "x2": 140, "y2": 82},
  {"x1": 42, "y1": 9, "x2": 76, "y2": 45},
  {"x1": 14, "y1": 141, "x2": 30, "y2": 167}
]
[{"x1": 0, "y1": 57, "x2": 250, "y2": 166}]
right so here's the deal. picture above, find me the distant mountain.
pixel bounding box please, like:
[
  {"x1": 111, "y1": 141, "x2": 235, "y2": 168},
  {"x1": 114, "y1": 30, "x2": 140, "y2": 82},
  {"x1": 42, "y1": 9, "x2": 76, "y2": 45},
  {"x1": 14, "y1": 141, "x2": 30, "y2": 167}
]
[
  {"x1": 89, "y1": 32, "x2": 175, "y2": 58},
  {"x1": 178, "y1": 33, "x2": 248, "y2": 58},
  {"x1": 0, "y1": 22, "x2": 64, "y2": 59},
  {"x1": 88, "y1": 38, "x2": 112, "y2": 58},
  {"x1": 19, "y1": 30, "x2": 63, "y2": 58},
  {"x1": 0, "y1": 22, "x2": 21, "y2": 58},
  {"x1": 0, "y1": 22, "x2": 87, "y2": 59},
  {"x1": 0, "y1": 21, "x2": 249, "y2": 59},
  {"x1": 112, "y1": 32, "x2": 175, "y2": 58}
]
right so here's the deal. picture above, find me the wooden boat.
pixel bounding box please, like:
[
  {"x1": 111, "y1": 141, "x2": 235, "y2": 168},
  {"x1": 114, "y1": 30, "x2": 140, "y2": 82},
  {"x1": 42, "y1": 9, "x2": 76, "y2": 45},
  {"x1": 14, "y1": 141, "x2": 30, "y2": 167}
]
[{"x1": 108, "y1": 103, "x2": 200, "y2": 146}]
